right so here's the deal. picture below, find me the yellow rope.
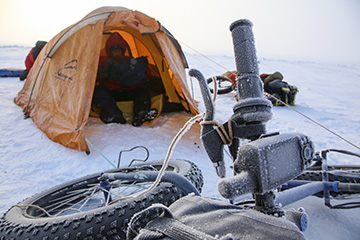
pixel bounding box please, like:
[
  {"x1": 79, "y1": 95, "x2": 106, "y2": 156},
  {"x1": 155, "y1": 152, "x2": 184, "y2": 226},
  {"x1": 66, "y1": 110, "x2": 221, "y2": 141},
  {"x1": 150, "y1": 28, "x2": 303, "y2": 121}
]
[
  {"x1": 212, "y1": 76, "x2": 218, "y2": 102},
  {"x1": 12, "y1": 204, "x2": 81, "y2": 217},
  {"x1": 200, "y1": 119, "x2": 233, "y2": 145}
]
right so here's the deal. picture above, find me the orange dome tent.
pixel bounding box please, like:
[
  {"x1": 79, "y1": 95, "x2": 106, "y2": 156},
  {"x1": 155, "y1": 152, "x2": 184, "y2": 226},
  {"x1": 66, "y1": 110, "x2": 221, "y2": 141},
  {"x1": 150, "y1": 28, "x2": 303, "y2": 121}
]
[{"x1": 14, "y1": 6, "x2": 198, "y2": 152}]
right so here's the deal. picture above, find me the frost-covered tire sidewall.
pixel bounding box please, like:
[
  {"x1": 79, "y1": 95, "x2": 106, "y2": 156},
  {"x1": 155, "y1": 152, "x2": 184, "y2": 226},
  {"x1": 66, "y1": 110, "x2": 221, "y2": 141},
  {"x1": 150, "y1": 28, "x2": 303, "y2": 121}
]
[{"x1": 0, "y1": 160, "x2": 203, "y2": 240}]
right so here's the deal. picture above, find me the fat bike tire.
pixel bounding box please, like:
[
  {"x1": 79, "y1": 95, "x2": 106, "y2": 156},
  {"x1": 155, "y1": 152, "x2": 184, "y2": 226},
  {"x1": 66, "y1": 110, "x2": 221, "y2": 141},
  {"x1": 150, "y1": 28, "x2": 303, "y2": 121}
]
[
  {"x1": 0, "y1": 159, "x2": 203, "y2": 240},
  {"x1": 296, "y1": 165, "x2": 360, "y2": 184},
  {"x1": 295, "y1": 165, "x2": 360, "y2": 196},
  {"x1": 206, "y1": 76, "x2": 234, "y2": 95}
]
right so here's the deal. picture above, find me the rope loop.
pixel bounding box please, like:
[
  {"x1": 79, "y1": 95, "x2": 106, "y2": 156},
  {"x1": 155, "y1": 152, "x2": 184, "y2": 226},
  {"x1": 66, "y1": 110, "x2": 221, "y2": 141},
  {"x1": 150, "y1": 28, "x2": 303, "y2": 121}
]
[{"x1": 201, "y1": 119, "x2": 233, "y2": 145}]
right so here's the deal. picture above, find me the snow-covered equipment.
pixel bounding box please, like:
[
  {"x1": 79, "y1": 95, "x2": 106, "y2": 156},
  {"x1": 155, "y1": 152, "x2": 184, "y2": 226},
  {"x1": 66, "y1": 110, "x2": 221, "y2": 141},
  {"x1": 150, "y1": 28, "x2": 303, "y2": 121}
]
[
  {"x1": 124, "y1": 19, "x2": 360, "y2": 240},
  {"x1": 14, "y1": 6, "x2": 199, "y2": 152},
  {"x1": 1, "y1": 18, "x2": 360, "y2": 240}
]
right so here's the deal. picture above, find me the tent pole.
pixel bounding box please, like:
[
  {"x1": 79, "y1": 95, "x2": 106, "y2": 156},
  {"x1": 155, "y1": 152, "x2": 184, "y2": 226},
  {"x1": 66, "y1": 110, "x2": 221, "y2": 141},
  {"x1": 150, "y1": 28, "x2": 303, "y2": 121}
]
[{"x1": 24, "y1": 57, "x2": 48, "y2": 119}]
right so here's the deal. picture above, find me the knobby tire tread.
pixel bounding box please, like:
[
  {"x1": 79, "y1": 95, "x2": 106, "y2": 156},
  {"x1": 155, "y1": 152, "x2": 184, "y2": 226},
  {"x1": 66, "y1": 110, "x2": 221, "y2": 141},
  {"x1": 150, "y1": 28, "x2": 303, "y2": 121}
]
[
  {"x1": 0, "y1": 160, "x2": 203, "y2": 240},
  {"x1": 296, "y1": 168, "x2": 360, "y2": 184},
  {"x1": 296, "y1": 166, "x2": 360, "y2": 196}
]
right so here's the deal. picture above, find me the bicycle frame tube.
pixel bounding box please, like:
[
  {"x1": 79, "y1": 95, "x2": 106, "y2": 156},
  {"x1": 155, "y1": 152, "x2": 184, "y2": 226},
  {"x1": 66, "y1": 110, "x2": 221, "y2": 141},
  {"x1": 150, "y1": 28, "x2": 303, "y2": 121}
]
[
  {"x1": 100, "y1": 171, "x2": 200, "y2": 196},
  {"x1": 277, "y1": 180, "x2": 339, "y2": 207}
]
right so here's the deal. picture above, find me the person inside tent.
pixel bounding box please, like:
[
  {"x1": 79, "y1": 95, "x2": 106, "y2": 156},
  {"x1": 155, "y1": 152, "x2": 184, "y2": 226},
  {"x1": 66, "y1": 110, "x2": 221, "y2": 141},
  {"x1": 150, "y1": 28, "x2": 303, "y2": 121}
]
[
  {"x1": 19, "y1": 41, "x2": 47, "y2": 81},
  {"x1": 260, "y1": 71, "x2": 298, "y2": 106},
  {"x1": 93, "y1": 32, "x2": 157, "y2": 126}
]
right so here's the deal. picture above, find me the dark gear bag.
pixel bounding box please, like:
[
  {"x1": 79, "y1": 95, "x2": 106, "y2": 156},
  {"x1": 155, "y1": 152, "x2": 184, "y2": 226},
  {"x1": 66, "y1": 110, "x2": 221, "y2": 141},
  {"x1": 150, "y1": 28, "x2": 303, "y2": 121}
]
[
  {"x1": 110, "y1": 56, "x2": 149, "y2": 88},
  {"x1": 127, "y1": 195, "x2": 306, "y2": 240},
  {"x1": 266, "y1": 79, "x2": 298, "y2": 106},
  {"x1": 261, "y1": 72, "x2": 298, "y2": 106}
]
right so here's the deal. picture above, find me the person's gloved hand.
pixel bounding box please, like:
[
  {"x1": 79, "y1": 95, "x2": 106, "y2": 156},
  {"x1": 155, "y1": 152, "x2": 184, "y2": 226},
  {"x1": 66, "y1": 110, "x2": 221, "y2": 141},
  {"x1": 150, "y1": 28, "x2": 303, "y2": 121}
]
[{"x1": 98, "y1": 58, "x2": 113, "y2": 80}]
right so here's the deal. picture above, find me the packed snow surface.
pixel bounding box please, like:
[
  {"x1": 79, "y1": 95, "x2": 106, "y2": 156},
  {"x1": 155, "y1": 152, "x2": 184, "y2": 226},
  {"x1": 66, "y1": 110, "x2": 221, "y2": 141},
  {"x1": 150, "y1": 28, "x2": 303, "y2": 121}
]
[{"x1": 1, "y1": 46, "x2": 360, "y2": 239}]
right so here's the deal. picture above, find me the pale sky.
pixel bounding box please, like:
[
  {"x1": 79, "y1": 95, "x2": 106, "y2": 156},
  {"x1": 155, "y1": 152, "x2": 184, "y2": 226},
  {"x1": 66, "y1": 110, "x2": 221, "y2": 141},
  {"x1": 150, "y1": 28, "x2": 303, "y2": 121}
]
[{"x1": 0, "y1": 0, "x2": 359, "y2": 65}]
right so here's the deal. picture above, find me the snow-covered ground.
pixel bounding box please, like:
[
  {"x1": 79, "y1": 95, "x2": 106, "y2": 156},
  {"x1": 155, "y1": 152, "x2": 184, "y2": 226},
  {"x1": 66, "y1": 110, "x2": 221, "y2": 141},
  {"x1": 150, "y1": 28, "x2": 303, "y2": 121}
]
[{"x1": 0, "y1": 46, "x2": 359, "y2": 239}]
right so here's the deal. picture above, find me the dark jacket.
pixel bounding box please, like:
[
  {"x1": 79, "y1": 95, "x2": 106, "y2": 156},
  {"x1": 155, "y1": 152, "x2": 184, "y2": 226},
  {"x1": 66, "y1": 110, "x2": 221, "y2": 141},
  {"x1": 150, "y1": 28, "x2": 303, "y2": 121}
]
[{"x1": 97, "y1": 33, "x2": 133, "y2": 91}]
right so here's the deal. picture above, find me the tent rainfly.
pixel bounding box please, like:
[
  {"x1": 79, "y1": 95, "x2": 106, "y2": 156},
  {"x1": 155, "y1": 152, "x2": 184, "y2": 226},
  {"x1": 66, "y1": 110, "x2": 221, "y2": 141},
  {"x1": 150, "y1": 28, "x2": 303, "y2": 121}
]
[{"x1": 15, "y1": 6, "x2": 198, "y2": 152}]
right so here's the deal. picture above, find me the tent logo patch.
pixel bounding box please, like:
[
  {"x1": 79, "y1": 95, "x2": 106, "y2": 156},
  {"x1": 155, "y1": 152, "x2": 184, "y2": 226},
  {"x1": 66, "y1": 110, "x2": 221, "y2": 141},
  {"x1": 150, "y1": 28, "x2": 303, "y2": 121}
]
[{"x1": 55, "y1": 59, "x2": 78, "y2": 83}]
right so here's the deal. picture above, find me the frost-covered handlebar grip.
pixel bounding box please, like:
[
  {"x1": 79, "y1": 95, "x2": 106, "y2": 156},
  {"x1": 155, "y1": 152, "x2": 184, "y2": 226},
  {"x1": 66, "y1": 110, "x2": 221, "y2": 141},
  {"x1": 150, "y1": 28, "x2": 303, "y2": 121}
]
[
  {"x1": 230, "y1": 19, "x2": 264, "y2": 100},
  {"x1": 230, "y1": 19, "x2": 259, "y2": 76},
  {"x1": 229, "y1": 19, "x2": 272, "y2": 135},
  {"x1": 218, "y1": 172, "x2": 256, "y2": 199}
]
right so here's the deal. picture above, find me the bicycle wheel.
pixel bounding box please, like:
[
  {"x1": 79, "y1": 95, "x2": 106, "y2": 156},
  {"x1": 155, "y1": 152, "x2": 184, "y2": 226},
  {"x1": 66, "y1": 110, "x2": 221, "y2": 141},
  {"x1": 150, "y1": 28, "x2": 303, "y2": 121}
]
[
  {"x1": 0, "y1": 159, "x2": 203, "y2": 240},
  {"x1": 296, "y1": 165, "x2": 360, "y2": 184},
  {"x1": 206, "y1": 76, "x2": 235, "y2": 94},
  {"x1": 294, "y1": 164, "x2": 360, "y2": 199}
]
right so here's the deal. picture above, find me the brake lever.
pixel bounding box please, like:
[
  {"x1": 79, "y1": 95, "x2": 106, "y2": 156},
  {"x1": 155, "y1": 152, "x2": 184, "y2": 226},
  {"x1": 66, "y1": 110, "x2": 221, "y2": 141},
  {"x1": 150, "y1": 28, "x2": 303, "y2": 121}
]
[{"x1": 189, "y1": 69, "x2": 226, "y2": 178}]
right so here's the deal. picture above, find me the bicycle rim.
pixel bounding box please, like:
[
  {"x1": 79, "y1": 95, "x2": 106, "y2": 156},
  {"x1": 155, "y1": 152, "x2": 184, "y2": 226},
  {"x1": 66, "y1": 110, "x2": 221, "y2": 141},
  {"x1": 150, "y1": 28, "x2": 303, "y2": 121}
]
[{"x1": 0, "y1": 159, "x2": 203, "y2": 239}]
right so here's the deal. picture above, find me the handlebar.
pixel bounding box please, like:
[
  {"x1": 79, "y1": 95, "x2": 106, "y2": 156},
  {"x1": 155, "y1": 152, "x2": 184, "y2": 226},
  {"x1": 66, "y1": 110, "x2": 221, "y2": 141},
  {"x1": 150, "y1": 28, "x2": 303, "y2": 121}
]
[
  {"x1": 190, "y1": 19, "x2": 273, "y2": 178},
  {"x1": 190, "y1": 18, "x2": 359, "y2": 214},
  {"x1": 192, "y1": 19, "x2": 315, "y2": 204},
  {"x1": 229, "y1": 20, "x2": 272, "y2": 134}
]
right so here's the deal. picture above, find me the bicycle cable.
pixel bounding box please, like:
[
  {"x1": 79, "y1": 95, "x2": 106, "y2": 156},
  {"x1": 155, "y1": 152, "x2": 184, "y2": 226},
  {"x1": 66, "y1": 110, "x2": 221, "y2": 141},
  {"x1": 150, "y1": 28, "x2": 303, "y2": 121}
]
[{"x1": 107, "y1": 113, "x2": 205, "y2": 205}]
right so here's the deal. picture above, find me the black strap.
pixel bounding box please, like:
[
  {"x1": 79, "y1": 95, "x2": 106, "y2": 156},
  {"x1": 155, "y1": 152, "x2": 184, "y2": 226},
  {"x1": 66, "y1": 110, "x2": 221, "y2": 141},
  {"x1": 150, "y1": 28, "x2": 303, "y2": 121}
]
[
  {"x1": 127, "y1": 204, "x2": 172, "y2": 240},
  {"x1": 127, "y1": 204, "x2": 220, "y2": 240},
  {"x1": 146, "y1": 217, "x2": 218, "y2": 240}
]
